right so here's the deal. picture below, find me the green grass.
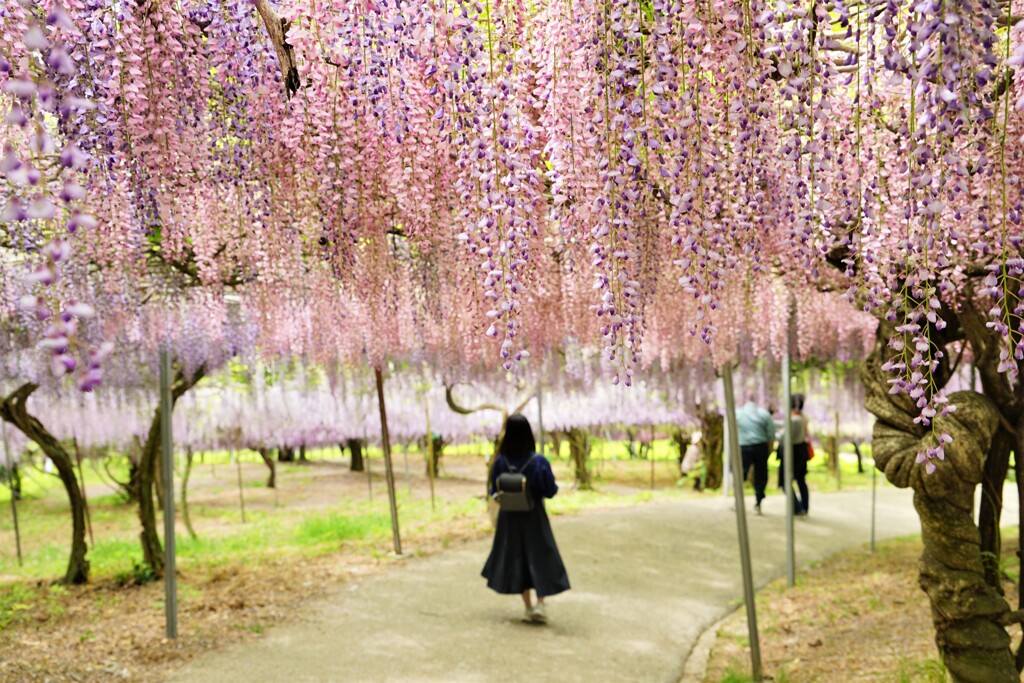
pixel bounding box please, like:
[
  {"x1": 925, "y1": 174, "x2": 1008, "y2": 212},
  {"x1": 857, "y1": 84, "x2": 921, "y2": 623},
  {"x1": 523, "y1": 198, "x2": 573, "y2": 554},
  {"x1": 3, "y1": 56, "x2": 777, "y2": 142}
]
[
  {"x1": 718, "y1": 667, "x2": 755, "y2": 683},
  {"x1": 294, "y1": 512, "x2": 391, "y2": 546},
  {"x1": 0, "y1": 583, "x2": 66, "y2": 633},
  {"x1": 897, "y1": 657, "x2": 946, "y2": 683},
  {"x1": 0, "y1": 477, "x2": 494, "y2": 582}
]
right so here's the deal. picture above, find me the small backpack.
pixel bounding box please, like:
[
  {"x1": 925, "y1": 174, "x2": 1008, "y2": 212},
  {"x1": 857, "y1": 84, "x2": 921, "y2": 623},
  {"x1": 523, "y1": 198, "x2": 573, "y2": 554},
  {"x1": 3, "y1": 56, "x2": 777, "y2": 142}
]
[{"x1": 494, "y1": 454, "x2": 539, "y2": 512}]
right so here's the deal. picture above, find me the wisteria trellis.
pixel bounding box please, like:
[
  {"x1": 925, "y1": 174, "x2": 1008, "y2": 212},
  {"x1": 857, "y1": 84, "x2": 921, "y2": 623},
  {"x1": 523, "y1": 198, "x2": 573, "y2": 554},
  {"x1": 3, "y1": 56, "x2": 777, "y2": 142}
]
[{"x1": 0, "y1": 0, "x2": 1021, "y2": 452}]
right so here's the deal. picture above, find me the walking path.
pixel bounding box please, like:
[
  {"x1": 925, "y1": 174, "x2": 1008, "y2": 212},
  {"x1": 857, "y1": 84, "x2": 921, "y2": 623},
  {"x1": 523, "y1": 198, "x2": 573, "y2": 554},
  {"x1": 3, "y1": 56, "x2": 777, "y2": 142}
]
[{"x1": 171, "y1": 487, "x2": 921, "y2": 683}]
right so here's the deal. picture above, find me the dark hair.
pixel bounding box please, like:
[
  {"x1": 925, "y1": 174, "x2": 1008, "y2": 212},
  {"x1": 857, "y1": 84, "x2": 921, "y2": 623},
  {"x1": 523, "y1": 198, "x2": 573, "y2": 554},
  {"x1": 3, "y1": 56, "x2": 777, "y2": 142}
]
[
  {"x1": 791, "y1": 393, "x2": 805, "y2": 411},
  {"x1": 499, "y1": 413, "x2": 536, "y2": 461}
]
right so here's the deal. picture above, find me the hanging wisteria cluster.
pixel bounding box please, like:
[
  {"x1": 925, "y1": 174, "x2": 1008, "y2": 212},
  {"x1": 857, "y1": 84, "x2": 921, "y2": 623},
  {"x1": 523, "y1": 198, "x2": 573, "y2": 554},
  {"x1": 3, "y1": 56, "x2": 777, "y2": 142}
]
[
  {"x1": 1, "y1": 1, "x2": 114, "y2": 391},
  {"x1": 0, "y1": 0, "x2": 1021, "y2": 453}
]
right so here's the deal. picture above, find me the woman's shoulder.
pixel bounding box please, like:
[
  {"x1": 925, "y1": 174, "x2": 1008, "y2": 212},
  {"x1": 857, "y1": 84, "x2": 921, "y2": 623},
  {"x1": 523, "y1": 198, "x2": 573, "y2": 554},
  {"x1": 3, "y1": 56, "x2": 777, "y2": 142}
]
[{"x1": 531, "y1": 453, "x2": 554, "y2": 472}]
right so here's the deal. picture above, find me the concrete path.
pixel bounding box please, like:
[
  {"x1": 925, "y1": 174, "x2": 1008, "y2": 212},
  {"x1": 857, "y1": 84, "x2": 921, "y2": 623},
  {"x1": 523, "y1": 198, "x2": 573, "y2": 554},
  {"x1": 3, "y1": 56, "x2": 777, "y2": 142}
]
[{"x1": 170, "y1": 487, "x2": 920, "y2": 683}]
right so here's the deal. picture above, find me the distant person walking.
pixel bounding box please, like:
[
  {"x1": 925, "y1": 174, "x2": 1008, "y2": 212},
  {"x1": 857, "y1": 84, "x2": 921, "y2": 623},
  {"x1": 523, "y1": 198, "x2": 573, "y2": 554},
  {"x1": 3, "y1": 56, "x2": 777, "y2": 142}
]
[
  {"x1": 777, "y1": 393, "x2": 811, "y2": 516},
  {"x1": 735, "y1": 395, "x2": 776, "y2": 515},
  {"x1": 482, "y1": 414, "x2": 570, "y2": 624}
]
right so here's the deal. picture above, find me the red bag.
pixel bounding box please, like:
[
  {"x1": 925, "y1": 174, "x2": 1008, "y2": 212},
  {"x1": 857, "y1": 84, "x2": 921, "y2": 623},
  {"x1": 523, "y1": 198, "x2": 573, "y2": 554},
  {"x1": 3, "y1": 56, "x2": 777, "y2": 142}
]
[{"x1": 806, "y1": 440, "x2": 815, "y2": 461}]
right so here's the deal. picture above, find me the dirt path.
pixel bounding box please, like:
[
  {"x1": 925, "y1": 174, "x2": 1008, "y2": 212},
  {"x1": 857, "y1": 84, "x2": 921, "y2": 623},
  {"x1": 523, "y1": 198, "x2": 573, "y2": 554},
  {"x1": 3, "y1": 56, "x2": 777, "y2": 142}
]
[{"x1": 169, "y1": 487, "x2": 919, "y2": 683}]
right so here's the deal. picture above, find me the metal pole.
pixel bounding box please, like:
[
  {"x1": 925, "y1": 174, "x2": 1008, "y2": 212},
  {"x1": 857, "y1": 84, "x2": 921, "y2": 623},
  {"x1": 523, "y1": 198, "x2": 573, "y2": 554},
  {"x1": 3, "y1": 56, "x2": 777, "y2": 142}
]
[
  {"x1": 1, "y1": 420, "x2": 22, "y2": 566},
  {"x1": 374, "y1": 366, "x2": 402, "y2": 555},
  {"x1": 723, "y1": 364, "x2": 762, "y2": 682},
  {"x1": 834, "y1": 411, "x2": 841, "y2": 490},
  {"x1": 782, "y1": 352, "x2": 795, "y2": 588},
  {"x1": 871, "y1": 460, "x2": 877, "y2": 553},
  {"x1": 425, "y1": 399, "x2": 436, "y2": 510},
  {"x1": 234, "y1": 447, "x2": 246, "y2": 524},
  {"x1": 649, "y1": 424, "x2": 655, "y2": 490},
  {"x1": 402, "y1": 442, "x2": 411, "y2": 494},
  {"x1": 723, "y1": 417, "x2": 731, "y2": 498},
  {"x1": 537, "y1": 386, "x2": 544, "y2": 457},
  {"x1": 366, "y1": 439, "x2": 373, "y2": 503},
  {"x1": 159, "y1": 348, "x2": 178, "y2": 639}
]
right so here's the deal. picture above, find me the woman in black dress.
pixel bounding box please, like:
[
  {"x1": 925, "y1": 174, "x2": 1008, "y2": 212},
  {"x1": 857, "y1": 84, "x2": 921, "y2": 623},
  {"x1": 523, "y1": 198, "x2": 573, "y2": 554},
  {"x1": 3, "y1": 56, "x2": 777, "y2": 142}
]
[{"x1": 482, "y1": 414, "x2": 570, "y2": 624}]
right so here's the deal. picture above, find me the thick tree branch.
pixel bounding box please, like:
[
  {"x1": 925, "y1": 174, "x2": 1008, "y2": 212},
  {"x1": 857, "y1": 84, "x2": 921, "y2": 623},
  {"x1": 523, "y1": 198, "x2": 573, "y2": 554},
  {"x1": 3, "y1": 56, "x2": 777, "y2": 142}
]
[
  {"x1": 444, "y1": 383, "x2": 504, "y2": 415},
  {"x1": 255, "y1": 0, "x2": 300, "y2": 97}
]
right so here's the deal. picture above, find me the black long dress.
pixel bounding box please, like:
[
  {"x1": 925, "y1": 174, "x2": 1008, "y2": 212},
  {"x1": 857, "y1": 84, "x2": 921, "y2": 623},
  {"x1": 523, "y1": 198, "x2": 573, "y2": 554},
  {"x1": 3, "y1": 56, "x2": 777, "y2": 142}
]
[{"x1": 481, "y1": 453, "x2": 570, "y2": 598}]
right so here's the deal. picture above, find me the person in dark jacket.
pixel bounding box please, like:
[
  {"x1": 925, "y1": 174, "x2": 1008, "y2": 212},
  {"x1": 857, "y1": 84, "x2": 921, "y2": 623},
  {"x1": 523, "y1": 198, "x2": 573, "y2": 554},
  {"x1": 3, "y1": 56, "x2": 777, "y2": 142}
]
[
  {"x1": 482, "y1": 413, "x2": 570, "y2": 624},
  {"x1": 776, "y1": 393, "x2": 811, "y2": 515}
]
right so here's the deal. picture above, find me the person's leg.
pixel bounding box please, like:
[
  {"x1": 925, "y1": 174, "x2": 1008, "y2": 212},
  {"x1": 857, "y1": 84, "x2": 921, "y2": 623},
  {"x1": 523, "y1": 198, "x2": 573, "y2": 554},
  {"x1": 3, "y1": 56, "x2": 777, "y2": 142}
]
[
  {"x1": 531, "y1": 592, "x2": 548, "y2": 623},
  {"x1": 521, "y1": 590, "x2": 533, "y2": 609},
  {"x1": 797, "y1": 476, "x2": 810, "y2": 513},
  {"x1": 741, "y1": 447, "x2": 754, "y2": 484},
  {"x1": 753, "y1": 444, "x2": 769, "y2": 505}
]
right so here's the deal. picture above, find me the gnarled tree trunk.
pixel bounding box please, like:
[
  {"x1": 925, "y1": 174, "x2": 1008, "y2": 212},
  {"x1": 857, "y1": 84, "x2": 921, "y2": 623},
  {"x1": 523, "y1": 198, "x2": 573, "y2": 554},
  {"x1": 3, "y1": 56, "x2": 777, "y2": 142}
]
[
  {"x1": 567, "y1": 427, "x2": 592, "y2": 490},
  {"x1": 138, "y1": 363, "x2": 206, "y2": 577},
  {"x1": 257, "y1": 447, "x2": 277, "y2": 488},
  {"x1": 862, "y1": 349, "x2": 1017, "y2": 682},
  {"x1": 1, "y1": 383, "x2": 89, "y2": 584},
  {"x1": 851, "y1": 440, "x2": 864, "y2": 474},
  {"x1": 421, "y1": 433, "x2": 447, "y2": 477},
  {"x1": 347, "y1": 438, "x2": 365, "y2": 472},
  {"x1": 696, "y1": 403, "x2": 724, "y2": 490},
  {"x1": 550, "y1": 430, "x2": 563, "y2": 460}
]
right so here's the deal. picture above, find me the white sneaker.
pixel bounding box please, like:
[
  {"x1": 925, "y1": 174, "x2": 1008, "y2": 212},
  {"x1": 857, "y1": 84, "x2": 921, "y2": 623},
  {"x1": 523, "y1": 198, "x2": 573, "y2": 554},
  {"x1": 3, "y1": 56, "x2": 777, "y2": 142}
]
[{"x1": 529, "y1": 603, "x2": 548, "y2": 624}]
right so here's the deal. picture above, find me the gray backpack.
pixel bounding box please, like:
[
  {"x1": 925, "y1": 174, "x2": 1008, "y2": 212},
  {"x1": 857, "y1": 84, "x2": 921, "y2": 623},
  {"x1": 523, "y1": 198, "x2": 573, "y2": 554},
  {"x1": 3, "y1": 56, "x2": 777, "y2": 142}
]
[{"x1": 494, "y1": 454, "x2": 539, "y2": 513}]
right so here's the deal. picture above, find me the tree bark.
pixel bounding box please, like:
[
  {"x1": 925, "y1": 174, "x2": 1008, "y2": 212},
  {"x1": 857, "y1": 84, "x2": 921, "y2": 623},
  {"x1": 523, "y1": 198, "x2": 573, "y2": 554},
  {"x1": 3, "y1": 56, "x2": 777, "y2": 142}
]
[
  {"x1": 696, "y1": 404, "x2": 724, "y2": 490},
  {"x1": 851, "y1": 440, "x2": 864, "y2": 474},
  {"x1": 979, "y1": 429, "x2": 1013, "y2": 591},
  {"x1": 671, "y1": 429, "x2": 691, "y2": 469},
  {"x1": 550, "y1": 430, "x2": 563, "y2": 460},
  {"x1": 298, "y1": 444, "x2": 307, "y2": 462},
  {"x1": 5, "y1": 462, "x2": 21, "y2": 500},
  {"x1": 138, "y1": 363, "x2": 205, "y2": 577},
  {"x1": 422, "y1": 434, "x2": 446, "y2": 477},
  {"x1": 257, "y1": 447, "x2": 277, "y2": 488},
  {"x1": 181, "y1": 446, "x2": 197, "y2": 540},
  {"x1": 567, "y1": 427, "x2": 592, "y2": 490},
  {"x1": 0, "y1": 383, "x2": 89, "y2": 584},
  {"x1": 278, "y1": 445, "x2": 295, "y2": 462},
  {"x1": 862, "y1": 347, "x2": 1017, "y2": 682},
  {"x1": 347, "y1": 438, "x2": 365, "y2": 472}
]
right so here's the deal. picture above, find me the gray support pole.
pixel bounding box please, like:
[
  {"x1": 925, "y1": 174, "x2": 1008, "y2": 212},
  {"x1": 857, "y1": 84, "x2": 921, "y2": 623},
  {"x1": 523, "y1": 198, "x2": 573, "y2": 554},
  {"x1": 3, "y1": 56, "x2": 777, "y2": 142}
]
[
  {"x1": 1, "y1": 420, "x2": 22, "y2": 566},
  {"x1": 723, "y1": 364, "x2": 763, "y2": 682},
  {"x1": 871, "y1": 460, "x2": 877, "y2": 553},
  {"x1": 366, "y1": 438, "x2": 373, "y2": 503},
  {"x1": 234, "y1": 447, "x2": 246, "y2": 524},
  {"x1": 159, "y1": 348, "x2": 178, "y2": 639},
  {"x1": 834, "y1": 410, "x2": 841, "y2": 490},
  {"x1": 782, "y1": 353, "x2": 795, "y2": 588},
  {"x1": 723, "y1": 417, "x2": 731, "y2": 498},
  {"x1": 374, "y1": 366, "x2": 402, "y2": 556},
  {"x1": 425, "y1": 400, "x2": 436, "y2": 510},
  {"x1": 402, "y1": 442, "x2": 411, "y2": 494},
  {"x1": 537, "y1": 386, "x2": 544, "y2": 457}
]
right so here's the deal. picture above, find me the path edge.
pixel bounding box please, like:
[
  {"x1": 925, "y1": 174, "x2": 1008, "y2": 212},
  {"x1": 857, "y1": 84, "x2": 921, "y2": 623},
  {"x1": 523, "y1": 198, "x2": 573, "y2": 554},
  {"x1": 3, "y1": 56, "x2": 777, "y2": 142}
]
[{"x1": 675, "y1": 607, "x2": 740, "y2": 683}]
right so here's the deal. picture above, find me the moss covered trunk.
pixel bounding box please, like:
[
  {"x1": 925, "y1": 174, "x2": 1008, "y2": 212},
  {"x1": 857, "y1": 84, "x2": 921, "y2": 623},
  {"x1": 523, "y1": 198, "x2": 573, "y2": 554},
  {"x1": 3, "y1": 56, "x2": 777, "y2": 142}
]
[
  {"x1": 697, "y1": 404, "x2": 724, "y2": 490},
  {"x1": 567, "y1": 427, "x2": 592, "y2": 490},
  {"x1": 862, "y1": 347, "x2": 1017, "y2": 682},
  {"x1": 1, "y1": 383, "x2": 89, "y2": 584}
]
